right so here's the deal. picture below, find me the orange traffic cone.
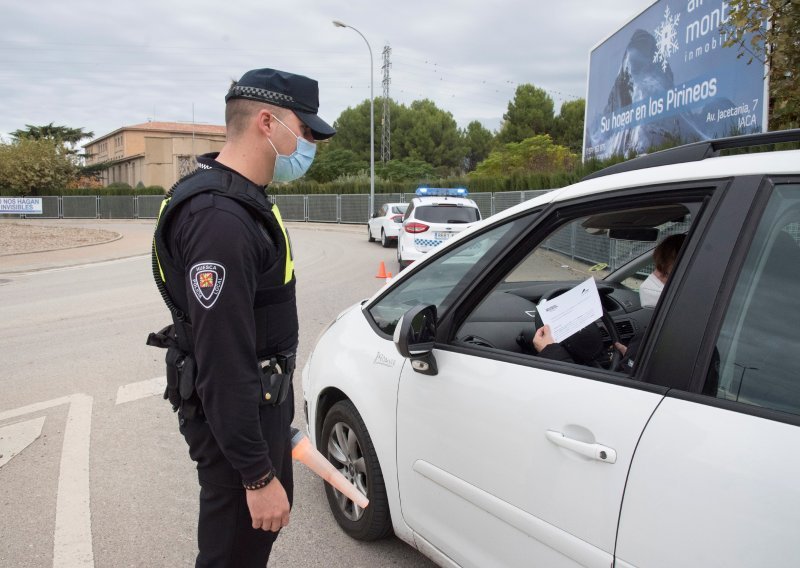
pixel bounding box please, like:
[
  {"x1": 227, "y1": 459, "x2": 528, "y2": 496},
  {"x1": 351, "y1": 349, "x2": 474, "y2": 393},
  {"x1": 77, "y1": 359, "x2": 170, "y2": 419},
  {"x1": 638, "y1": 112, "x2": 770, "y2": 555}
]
[
  {"x1": 375, "y1": 261, "x2": 388, "y2": 279},
  {"x1": 386, "y1": 272, "x2": 392, "y2": 284}
]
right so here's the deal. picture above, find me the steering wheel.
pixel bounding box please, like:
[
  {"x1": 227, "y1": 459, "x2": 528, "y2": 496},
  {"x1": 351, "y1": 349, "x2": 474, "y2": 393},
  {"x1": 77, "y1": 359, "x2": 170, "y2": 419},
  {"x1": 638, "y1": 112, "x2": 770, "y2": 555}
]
[{"x1": 539, "y1": 285, "x2": 623, "y2": 372}]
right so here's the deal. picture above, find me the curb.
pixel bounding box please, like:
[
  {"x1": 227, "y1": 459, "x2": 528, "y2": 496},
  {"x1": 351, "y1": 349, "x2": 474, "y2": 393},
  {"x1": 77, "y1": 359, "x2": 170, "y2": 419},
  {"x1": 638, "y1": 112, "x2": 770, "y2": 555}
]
[{"x1": 0, "y1": 232, "x2": 123, "y2": 258}]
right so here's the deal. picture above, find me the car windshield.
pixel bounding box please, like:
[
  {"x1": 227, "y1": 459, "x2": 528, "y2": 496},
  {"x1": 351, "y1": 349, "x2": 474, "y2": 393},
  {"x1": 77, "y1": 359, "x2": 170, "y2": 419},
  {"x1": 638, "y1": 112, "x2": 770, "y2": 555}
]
[{"x1": 414, "y1": 205, "x2": 480, "y2": 224}]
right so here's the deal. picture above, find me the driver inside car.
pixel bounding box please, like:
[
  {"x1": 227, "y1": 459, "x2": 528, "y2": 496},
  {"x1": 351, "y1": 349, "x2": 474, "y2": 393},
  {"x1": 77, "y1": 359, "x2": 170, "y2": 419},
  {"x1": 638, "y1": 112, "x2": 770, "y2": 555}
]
[{"x1": 528, "y1": 234, "x2": 687, "y2": 371}]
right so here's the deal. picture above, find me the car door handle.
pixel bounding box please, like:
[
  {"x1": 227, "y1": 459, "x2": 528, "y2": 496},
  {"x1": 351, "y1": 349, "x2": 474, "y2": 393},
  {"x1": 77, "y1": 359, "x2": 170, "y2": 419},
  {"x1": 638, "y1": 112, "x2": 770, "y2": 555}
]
[{"x1": 545, "y1": 430, "x2": 617, "y2": 464}]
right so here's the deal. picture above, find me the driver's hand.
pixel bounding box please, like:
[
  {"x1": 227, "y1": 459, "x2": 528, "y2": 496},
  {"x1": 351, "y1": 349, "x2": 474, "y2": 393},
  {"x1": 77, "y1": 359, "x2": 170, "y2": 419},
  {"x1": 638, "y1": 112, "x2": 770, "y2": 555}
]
[
  {"x1": 614, "y1": 341, "x2": 628, "y2": 356},
  {"x1": 533, "y1": 325, "x2": 556, "y2": 353}
]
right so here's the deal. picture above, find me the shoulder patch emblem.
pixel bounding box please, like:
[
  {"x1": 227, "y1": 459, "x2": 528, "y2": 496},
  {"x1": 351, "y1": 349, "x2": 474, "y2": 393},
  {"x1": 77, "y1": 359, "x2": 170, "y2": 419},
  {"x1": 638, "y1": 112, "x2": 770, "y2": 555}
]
[{"x1": 189, "y1": 262, "x2": 226, "y2": 309}]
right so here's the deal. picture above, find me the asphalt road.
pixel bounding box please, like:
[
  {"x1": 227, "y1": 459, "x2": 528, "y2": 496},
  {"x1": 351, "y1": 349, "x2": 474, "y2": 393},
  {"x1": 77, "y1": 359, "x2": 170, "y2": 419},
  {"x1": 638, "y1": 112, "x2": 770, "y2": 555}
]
[{"x1": 0, "y1": 223, "x2": 435, "y2": 568}]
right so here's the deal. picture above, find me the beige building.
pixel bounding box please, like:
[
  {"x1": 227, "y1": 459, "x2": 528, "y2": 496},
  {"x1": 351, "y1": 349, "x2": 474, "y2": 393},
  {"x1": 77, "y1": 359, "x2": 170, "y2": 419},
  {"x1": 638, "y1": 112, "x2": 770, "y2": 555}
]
[{"x1": 84, "y1": 121, "x2": 226, "y2": 189}]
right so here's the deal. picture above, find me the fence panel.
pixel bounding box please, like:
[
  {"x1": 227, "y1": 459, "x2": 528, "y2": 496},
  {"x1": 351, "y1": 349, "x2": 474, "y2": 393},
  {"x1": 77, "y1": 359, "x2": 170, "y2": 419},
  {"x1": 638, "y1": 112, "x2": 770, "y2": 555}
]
[
  {"x1": 493, "y1": 191, "x2": 524, "y2": 214},
  {"x1": 307, "y1": 195, "x2": 338, "y2": 223},
  {"x1": 271, "y1": 195, "x2": 306, "y2": 221},
  {"x1": 522, "y1": 190, "x2": 552, "y2": 202},
  {"x1": 62, "y1": 196, "x2": 98, "y2": 219},
  {"x1": 100, "y1": 196, "x2": 135, "y2": 219},
  {"x1": 137, "y1": 195, "x2": 164, "y2": 219},
  {"x1": 379, "y1": 193, "x2": 404, "y2": 206},
  {"x1": 469, "y1": 192, "x2": 493, "y2": 219},
  {"x1": 40, "y1": 196, "x2": 60, "y2": 218},
  {"x1": 340, "y1": 194, "x2": 369, "y2": 224}
]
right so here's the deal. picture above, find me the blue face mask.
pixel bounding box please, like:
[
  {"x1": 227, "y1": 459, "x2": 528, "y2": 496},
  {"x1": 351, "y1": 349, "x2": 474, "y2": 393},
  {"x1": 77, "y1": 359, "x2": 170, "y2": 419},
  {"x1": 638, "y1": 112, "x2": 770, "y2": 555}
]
[{"x1": 269, "y1": 116, "x2": 316, "y2": 182}]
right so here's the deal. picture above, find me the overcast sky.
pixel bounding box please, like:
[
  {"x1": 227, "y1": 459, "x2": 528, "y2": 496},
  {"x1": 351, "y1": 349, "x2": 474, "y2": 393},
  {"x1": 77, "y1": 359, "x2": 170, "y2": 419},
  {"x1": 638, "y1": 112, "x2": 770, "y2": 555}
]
[{"x1": 0, "y1": 0, "x2": 651, "y2": 143}]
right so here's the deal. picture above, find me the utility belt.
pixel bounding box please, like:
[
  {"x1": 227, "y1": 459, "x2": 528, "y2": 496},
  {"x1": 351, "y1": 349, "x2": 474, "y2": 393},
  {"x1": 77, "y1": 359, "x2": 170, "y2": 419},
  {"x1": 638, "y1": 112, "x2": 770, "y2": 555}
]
[{"x1": 147, "y1": 323, "x2": 295, "y2": 418}]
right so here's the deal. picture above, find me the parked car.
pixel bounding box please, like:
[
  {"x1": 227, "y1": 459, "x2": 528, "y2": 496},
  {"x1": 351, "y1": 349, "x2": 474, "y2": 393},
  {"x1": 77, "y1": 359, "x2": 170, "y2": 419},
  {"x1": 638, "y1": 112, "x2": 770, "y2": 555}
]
[
  {"x1": 368, "y1": 202, "x2": 408, "y2": 247},
  {"x1": 302, "y1": 130, "x2": 800, "y2": 568},
  {"x1": 397, "y1": 187, "x2": 481, "y2": 270}
]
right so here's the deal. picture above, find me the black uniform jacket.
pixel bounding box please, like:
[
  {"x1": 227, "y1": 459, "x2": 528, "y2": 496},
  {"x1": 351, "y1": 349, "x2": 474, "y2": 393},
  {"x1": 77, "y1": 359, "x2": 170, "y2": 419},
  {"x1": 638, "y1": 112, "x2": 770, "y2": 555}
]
[{"x1": 162, "y1": 154, "x2": 297, "y2": 484}]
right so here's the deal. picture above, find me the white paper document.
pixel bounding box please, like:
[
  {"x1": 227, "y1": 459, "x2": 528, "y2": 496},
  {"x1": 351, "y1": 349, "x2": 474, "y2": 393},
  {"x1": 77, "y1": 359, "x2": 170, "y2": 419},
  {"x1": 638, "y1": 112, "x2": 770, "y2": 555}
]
[{"x1": 537, "y1": 278, "x2": 603, "y2": 343}]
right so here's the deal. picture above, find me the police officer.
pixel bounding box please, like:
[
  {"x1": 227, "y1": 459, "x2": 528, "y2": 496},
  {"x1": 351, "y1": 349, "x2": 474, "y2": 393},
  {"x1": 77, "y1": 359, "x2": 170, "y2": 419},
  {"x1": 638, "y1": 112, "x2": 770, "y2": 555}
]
[{"x1": 148, "y1": 68, "x2": 335, "y2": 567}]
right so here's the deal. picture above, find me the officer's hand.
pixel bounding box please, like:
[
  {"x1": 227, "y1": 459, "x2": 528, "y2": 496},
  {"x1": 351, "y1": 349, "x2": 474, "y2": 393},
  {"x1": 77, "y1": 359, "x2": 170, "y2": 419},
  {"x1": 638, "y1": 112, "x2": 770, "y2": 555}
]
[{"x1": 246, "y1": 477, "x2": 290, "y2": 532}]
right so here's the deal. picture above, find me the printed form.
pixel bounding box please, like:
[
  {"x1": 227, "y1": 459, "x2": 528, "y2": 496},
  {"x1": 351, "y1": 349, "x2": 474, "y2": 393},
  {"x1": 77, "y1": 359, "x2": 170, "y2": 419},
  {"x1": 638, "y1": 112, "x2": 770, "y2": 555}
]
[{"x1": 537, "y1": 277, "x2": 603, "y2": 343}]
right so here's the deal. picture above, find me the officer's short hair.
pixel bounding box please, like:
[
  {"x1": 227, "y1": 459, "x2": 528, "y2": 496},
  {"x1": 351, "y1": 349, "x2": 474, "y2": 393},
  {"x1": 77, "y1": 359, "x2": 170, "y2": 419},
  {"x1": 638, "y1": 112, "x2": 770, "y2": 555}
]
[{"x1": 225, "y1": 81, "x2": 287, "y2": 138}]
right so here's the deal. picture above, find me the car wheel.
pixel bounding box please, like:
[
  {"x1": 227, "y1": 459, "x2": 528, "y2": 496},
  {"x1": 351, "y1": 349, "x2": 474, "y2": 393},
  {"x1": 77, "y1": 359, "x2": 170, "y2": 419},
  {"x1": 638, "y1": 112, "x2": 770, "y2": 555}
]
[
  {"x1": 367, "y1": 224, "x2": 375, "y2": 242},
  {"x1": 381, "y1": 230, "x2": 390, "y2": 248},
  {"x1": 320, "y1": 400, "x2": 392, "y2": 541},
  {"x1": 397, "y1": 246, "x2": 405, "y2": 271}
]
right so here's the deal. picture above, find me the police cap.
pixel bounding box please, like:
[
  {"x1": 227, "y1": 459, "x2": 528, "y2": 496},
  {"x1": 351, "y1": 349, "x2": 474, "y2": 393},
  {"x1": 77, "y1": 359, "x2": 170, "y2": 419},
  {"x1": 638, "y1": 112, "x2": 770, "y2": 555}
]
[{"x1": 225, "y1": 68, "x2": 336, "y2": 141}]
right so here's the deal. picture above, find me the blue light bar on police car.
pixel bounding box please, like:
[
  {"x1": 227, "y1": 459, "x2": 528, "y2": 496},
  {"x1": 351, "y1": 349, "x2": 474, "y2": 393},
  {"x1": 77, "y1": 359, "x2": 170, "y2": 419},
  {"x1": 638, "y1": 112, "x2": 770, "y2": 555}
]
[{"x1": 415, "y1": 187, "x2": 469, "y2": 197}]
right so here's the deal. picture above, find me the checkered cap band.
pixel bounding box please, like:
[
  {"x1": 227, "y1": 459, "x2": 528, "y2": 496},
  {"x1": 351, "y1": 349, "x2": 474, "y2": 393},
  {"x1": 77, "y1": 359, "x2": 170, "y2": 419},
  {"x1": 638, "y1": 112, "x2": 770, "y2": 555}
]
[{"x1": 227, "y1": 85, "x2": 295, "y2": 105}]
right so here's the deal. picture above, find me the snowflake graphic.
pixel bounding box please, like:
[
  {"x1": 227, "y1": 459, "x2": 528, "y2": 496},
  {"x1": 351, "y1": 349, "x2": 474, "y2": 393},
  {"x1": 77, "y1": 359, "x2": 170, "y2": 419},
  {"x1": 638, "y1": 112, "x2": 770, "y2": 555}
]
[{"x1": 653, "y1": 5, "x2": 680, "y2": 72}]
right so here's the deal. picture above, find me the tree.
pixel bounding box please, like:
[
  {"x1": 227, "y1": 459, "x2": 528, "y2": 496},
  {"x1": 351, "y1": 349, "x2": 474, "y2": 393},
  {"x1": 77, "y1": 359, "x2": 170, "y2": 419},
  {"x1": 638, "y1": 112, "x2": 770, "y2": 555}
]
[
  {"x1": 463, "y1": 121, "x2": 494, "y2": 171},
  {"x1": 0, "y1": 138, "x2": 77, "y2": 195},
  {"x1": 497, "y1": 84, "x2": 555, "y2": 144},
  {"x1": 722, "y1": 0, "x2": 800, "y2": 129},
  {"x1": 305, "y1": 147, "x2": 368, "y2": 183},
  {"x1": 328, "y1": 97, "x2": 465, "y2": 172},
  {"x1": 552, "y1": 99, "x2": 586, "y2": 154},
  {"x1": 392, "y1": 99, "x2": 465, "y2": 169},
  {"x1": 376, "y1": 158, "x2": 436, "y2": 181},
  {"x1": 327, "y1": 100, "x2": 375, "y2": 161},
  {"x1": 471, "y1": 134, "x2": 577, "y2": 178},
  {"x1": 10, "y1": 123, "x2": 94, "y2": 156}
]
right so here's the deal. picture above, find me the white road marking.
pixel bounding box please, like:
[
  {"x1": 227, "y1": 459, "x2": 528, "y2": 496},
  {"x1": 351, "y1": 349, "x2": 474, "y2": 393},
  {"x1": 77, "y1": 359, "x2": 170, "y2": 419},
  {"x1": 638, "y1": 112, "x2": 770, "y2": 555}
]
[
  {"x1": 54, "y1": 394, "x2": 94, "y2": 568},
  {"x1": 0, "y1": 394, "x2": 95, "y2": 568},
  {"x1": 115, "y1": 376, "x2": 166, "y2": 405},
  {"x1": 0, "y1": 416, "x2": 46, "y2": 468}
]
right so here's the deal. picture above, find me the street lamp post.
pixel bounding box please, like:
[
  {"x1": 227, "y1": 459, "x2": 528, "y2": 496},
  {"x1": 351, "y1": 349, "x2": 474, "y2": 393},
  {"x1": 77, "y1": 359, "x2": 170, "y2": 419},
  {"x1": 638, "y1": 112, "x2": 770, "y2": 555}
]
[{"x1": 333, "y1": 19, "x2": 375, "y2": 221}]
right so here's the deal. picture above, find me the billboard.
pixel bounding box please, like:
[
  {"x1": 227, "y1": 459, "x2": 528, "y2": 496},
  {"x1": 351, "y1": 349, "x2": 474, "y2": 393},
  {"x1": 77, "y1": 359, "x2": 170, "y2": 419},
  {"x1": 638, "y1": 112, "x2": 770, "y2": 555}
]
[{"x1": 583, "y1": 0, "x2": 767, "y2": 160}]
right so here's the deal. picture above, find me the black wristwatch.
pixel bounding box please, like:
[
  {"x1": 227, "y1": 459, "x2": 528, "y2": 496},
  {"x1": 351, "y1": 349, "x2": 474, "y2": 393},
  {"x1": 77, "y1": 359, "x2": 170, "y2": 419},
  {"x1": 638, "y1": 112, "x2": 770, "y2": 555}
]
[{"x1": 242, "y1": 468, "x2": 276, "y2": 490}]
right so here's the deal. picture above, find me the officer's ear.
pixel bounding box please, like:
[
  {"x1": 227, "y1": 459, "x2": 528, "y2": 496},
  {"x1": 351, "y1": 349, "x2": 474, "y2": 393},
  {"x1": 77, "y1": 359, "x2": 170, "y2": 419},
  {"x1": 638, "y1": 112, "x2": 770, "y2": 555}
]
[{"x1": 256, "y1": 109, "x2": 276, "y2": 138}]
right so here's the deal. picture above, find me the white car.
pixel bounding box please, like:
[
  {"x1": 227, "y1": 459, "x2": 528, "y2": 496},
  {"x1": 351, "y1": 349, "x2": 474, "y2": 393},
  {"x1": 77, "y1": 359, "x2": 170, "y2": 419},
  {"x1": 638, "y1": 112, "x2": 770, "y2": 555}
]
[
  {"x1": 302, "y1": 130, "x2": 800, "y2": 568},
  {"x1": 397, "y1": 188, "x2": 481, "y2": 270},
  {"x1": 367, "y1": 202, "x2": 408, "y2": 247}
]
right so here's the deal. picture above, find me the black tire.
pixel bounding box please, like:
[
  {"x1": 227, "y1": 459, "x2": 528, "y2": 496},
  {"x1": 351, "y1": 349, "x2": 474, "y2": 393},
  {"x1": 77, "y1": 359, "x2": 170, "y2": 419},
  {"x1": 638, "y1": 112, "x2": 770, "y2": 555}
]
[
  {"x1": 320, "y1": 400, "x2": 392, "y2": 541},
  {"x1": 381, "y1": 230, "x2": 390, "y2": 248},
  {"x1": 367, "y1": 224, "x2": 375, "y2": 242},
  {"x1": 397, "y1": 246, "x2": 405, "y2": 272}
]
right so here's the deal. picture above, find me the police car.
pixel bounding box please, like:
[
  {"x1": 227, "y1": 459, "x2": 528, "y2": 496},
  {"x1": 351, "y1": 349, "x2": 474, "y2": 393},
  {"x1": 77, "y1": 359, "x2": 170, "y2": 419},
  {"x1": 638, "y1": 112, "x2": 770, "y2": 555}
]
[
  {"x1": 396, "y1": 187, "x2": 481, "y2": 270},
  {"x1": 302, "y1": 130, "x2": 800, "y2": 568}
]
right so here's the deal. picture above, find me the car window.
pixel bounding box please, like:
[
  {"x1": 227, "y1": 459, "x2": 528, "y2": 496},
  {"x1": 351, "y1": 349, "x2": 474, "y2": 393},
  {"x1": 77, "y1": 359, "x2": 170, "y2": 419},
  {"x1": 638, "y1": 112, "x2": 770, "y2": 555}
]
[
  {"x1": 368, "y1": 220, "x2": 520, "y2": 336},
  {"x1": 391, "y1": 205, "x2": 408, "y2": 215},
  {"x1": 707, "y1": 184, "x2": 800, "y2": 416},
  {"x1": 414, "y1": 204, "x2": 480, "y2": 224},
  {"x1": 378, "y1": 205, "x2": 387, "y2": 216},
  {"x1": 455, "y1": 200, "x2": 696, "y2": 367}
]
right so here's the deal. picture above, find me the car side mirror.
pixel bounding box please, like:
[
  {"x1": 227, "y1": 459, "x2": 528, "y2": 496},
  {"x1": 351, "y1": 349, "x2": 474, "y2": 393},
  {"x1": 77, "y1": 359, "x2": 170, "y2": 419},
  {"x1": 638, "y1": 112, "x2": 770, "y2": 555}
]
[{"x1": 394, "y1": 304, "x2": 438, "y2": 375}]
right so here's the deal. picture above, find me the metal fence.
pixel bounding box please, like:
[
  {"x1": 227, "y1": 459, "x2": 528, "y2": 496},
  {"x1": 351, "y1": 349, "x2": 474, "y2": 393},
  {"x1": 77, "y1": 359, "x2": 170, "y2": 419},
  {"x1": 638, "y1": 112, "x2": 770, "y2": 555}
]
[
  {"x1": 2, "y1": 190, "x2": 554, "y2": 223},
  {"x1": 2, "y1": 191, "x2": 694, "y2": 273}
]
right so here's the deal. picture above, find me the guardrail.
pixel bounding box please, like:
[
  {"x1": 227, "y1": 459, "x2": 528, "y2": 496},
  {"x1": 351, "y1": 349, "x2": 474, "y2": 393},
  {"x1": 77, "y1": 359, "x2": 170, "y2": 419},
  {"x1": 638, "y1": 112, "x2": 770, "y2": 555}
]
[{"x1": 1, "y1": 191, "x2": 553, "y2": 222}]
